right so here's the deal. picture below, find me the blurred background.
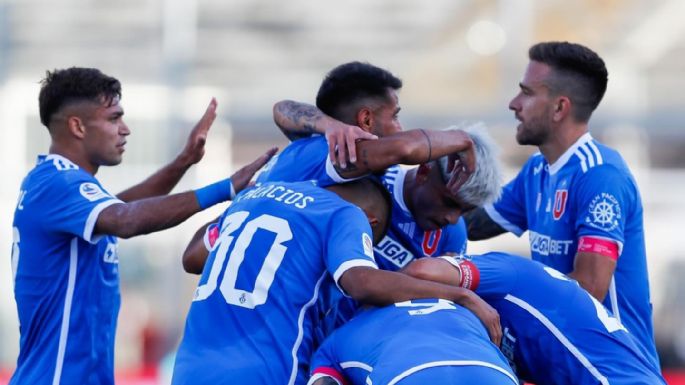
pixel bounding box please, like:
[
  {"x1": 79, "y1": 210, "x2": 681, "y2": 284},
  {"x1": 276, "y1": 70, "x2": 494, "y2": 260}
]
[{"x1": 1, "y1": 0, "x2": 684, "y2": 383}]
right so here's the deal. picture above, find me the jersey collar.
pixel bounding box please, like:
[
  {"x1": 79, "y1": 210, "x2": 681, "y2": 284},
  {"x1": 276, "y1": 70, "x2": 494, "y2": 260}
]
[{"x1": 548, "y1": 132, "x2": 593, "y2": 175}]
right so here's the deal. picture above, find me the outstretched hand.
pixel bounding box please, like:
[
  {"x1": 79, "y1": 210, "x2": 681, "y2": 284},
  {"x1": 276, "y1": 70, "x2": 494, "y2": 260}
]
[
  {"x1": 230, "y1": 147, "x2": 279, "y2": 194},
  {"x1": 326, "y1": 121, "x2": 377, "y2": 169},
  {"x1": 179, "y1": 98, "x2": 218, "y2": 166}
]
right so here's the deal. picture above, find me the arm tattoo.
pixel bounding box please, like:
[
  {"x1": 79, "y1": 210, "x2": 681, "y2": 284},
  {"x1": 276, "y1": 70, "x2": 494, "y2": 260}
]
[
  {"x1": 274, "y1": 101, "x2": 324, "y2": 140},
  {"x1": 463, "y1": 207, "x2": 507, "y2": 240}
]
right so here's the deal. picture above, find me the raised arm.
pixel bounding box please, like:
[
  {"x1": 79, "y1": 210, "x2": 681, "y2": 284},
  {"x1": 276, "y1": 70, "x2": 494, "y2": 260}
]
[
  {"x1": 273, "y1": 100, "x2": 376, "y2": 167},
  {"x1": 97, "y1": 147, "x2": 277, "y2": 239},
  {"x1": 335, "y1": 128, "x2": 475, "y2": 180},
  {"x1": 117, "y1": 98, "x2": 217, "y2": 202},
  {"x1": 339, "y1": 266, "x2": 501, "y2": 346},
  {"x1": 463, "y1": 207, "x2": 507, "y2": 240}
]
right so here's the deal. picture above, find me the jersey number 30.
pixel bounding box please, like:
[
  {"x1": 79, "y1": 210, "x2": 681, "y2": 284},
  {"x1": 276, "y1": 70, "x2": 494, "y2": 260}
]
[{"x1": 193, "y1": 211, "x2": 292, "y2": 309}]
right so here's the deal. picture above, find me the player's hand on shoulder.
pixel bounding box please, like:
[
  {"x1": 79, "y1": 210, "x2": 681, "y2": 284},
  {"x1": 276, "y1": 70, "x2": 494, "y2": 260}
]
[
  {"x1": 464, "y1": 291, "x2": 502, "y2": 346},
  {"x1": 230, "y1": 147, "x2": 279, "y2": 194},
  {"x1": 178, "y1": 98, "x2": 218, "y2": 167},
  {"x1": 326, "y1": 121, "x2": 377, "y2": 169}
]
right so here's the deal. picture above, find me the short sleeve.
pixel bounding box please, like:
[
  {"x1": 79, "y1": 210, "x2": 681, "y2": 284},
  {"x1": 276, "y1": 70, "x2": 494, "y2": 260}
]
[
  {"x1": 485, "y1": 160, "x2": 534, "y2": 236},
  {"x1": 43, "y1": 171, "x2": 122, "y2": 243},
  {"x1": 308, "y1": 335, "x2": 347, "y2": 385},
  {"x1": 574, "y1": 165, "x2": 631, "y2": 252},
  {"x1": 325, "y1": 206, "x2": 378, "y2": 294},
  {"x1": 460, "y1": 252, "x2": 518, "y2": 300},
  {"x1": 256, "y1": 136, "x2": 359, "y2": 187}
]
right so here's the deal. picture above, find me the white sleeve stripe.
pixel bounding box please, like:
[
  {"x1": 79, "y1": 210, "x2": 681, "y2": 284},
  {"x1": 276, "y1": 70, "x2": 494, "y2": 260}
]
[
  {"x1": 504, "y1": 294, "x2": 610, "y2": 385},
  {"x1": 83, "y1": 199, "x2": 124, "y2": 243},
  {"x1": 340, "y1": 361, "x2": 373, "y2": 371},
  {"x1": 325, "y1": 155, "x2": 362, "y2": 184},
  {"x1": 307, "y1": 373, "x2": 342, "y2": 385},
  {"x1": 483, "y1": 204, "x2": 524, "y2": 236},
  {"x1": 53, "y1": 238, "x2": 79, "y2": 385},
  {"x1": 580, "y1": 144, "x2": 595, "y2": 168},
  {"x1": 587, "y1": 141, "x2": 603, "y2": 165},
  {"x1": 386, "y1": 360, "x2": 518, "y2": 385},
  {"x1": 333, "y1": 259, "x2": 378, "y2": 297}
]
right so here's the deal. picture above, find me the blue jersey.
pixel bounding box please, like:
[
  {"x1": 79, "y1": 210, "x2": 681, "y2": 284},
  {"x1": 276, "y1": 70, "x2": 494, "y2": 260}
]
[
  {"x1": 256, "y1": 135, "x2": 355, "y2": 187},
  {"x1": 171, "y1": 181, "x2": 378, "y2": 385},
  {"x1": 484, "y1": 133, "x2": 657, "y2": 365},
  {"x1": 375, "y1": 165, "x2": 467, "y2": 271},
  {"x1": 308, "y1": 299, "x2": 517, "y2": 385},
  {"x1": 448, "y1": 252, "x2": 664, "y2": 385},
  {"x1": 11, "y1": 154, "x2": 123, "y2": 385}
]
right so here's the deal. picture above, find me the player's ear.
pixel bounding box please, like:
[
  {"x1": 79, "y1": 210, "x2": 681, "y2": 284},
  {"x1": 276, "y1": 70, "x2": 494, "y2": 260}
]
[
  {"x1": 356, "y1": 107, "x2": 374, "y2": 131},
  {"x1": 67, "y1": 116, "x2": 87, "y2": 139},
  {"x1": 553, "y1": 96, "x2": 571, "y2": 122}
]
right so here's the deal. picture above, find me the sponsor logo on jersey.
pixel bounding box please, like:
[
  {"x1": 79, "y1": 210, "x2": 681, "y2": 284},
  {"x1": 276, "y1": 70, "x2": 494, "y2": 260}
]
[
  {"x1": 529, "y1": 230, "x2": 574, "y2": 256},
  {"x1": 362, "y1": 233, "x2": 374, "y2": 258},
  {"x1": 374, "y1": 236, "x2": 415, "y2": 268},
  {"x1": 552, "y1": 189, "x2": 568, "y2": 220},
  {"x1": 79, "y1": 183, "x2": 109, "y2": 202},
  {"x1": 585, "y1": 193, "x2": 621, "y2": 231},
  {"x1": 103, "y1": 242, "x2": 119, "y2": 264},
  {"x1": 421, "y1": 229, "x2": 442, "y2": 256}
]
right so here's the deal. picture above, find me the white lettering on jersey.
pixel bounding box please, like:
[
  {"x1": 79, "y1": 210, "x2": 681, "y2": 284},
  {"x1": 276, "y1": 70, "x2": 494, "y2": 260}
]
[
  {"x1": 529, "y1": 230, "x2": 573, "y2": 257},
  {"x1": 374, "y1": 236, "x2": 415, "y2": 268},
  {"x1": 16, "y1": 190, "x2": 27, "y2": 210},
  {"x1": 79, "y1": 183, "x2": 110, "y2": 202}
]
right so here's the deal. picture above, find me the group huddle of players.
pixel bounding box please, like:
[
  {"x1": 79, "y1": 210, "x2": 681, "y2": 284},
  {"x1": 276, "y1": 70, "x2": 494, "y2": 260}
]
[{"x1": 10, "y1": 41, "x2": 666, "y2": 385}]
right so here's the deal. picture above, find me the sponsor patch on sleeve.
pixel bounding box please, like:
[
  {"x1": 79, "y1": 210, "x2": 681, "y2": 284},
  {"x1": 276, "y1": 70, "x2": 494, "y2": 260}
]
[
  {"x1": 457, "y1": 260, "x2": 480, "y2": 291},
  {"x1": 362, "y1": 232, "x2": 374, "y2": 258},
  {"x1": 577, "y1": 235, "x2": 620, "y2": 260},
  {"x1": 204, "y1": 223, "x2": 220, "y2": 250},
  {"x1": 585, "y1": 193, "x2": 621, "y2": 231},
  {"x1": 79, "y1": 182, "x2": 110, "y2": 202}
]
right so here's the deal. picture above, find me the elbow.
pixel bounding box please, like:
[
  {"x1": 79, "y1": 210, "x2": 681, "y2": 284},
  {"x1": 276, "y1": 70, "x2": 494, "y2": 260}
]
[
  {"x1": 182, "y1": 255, "x2": 203, "y2": 275},
  {"x1": 339, "y1": 267, "x2": 380, "y2": 304}
]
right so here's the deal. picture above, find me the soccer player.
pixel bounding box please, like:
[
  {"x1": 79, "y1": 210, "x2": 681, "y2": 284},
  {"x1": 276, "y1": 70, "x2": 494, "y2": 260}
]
[
  {"x1": 404, "y1": 253, "x2": 666, "y2": 385},
  {"x1": 172, "y1": 178, "x2": 501, "y2": 385},
  {"x1": 463, "y1": 41, "x2": 659, "y2": 365},
  {"x1": 259, "y1": 61, "x2": 476, "y2": 189},
  {"x1": 307, "y1": 299, "x2": 517, "y2": 385},
  {"x1": 10, "y1": 67, "x2": 275, "y2": 385}
]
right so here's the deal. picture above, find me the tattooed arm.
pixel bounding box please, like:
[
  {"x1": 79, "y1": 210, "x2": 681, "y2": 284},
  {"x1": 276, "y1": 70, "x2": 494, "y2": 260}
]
[{"x1": 463, "y1": 207, "x2": 507, "y2": 240}]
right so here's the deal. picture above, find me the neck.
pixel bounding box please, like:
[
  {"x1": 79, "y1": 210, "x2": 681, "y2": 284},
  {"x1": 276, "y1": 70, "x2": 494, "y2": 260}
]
[
  {"x1": 49, "y1": 142, "x2": 97, "y2": 175},
  {"x1": 539, "y1": 122, "x2": 588, "y2": 164}
]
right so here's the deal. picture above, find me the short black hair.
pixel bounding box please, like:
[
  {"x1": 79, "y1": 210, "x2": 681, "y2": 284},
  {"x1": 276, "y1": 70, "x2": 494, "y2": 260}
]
[
  {"x1": 529, "y1": 41, "x2": 608, "y2": 122},
  {"x1": 38, "y1": 67, "x2": 121, "y2": 127},
  {"x1": 315, "y1": 61, "x2": 402, "y2": 121}
]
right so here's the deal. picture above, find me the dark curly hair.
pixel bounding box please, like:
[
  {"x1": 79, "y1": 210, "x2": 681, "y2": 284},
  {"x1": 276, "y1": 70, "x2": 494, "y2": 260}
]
[
  {"x1": 38, "y1": 67, "x2": 121, "y2": 127},
  {"x1": 529, "y1": 42, "x2": 608, "y2": 123},
  {"x1": 315, "y1": 61, "x2": 402, "y2": 121}
]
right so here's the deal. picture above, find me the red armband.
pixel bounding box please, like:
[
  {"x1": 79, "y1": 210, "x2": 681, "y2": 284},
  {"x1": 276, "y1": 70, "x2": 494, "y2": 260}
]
[
  {"x1": 577, "y1": 236, "x2": 620, "y2": 260},
  {"x1": 457, "y1": 260, "x2": 480, "y2": 291},
  {"x1": 311, "y1": 367, "x2": 348, "y2": 385}
]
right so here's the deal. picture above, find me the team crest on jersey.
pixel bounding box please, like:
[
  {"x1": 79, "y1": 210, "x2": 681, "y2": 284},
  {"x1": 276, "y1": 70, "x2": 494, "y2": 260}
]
[
  {"x1": 585, "y1": 193, "x2": 621, "y2": 231},
  {"x1": 552, "y1": 189, "x2": 568, "y2": 220},
  {"x1": 79, "y1": 183, "x2": 109, "y2": 202},
  {"x1": 421, "y1": 229, "x2": 442, "y2": 256},
  {"x1": 362, "y1": 233, "x2": 374, "y2": 258}
]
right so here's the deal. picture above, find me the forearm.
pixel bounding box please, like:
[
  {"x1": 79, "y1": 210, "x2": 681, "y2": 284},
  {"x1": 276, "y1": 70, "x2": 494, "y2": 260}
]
[
  {"x1": 273, "y1": 100, "x2": 327, "y2": 140},
  {"x1": 463, "y1": 207, "x2": 507, "y2": 240},
  {"x1": 342, "y1": 267, "x2": 473, "y2": 307},
  {"x1": 117, "y1": 156, "x2": 192, "y2": 202},
  {"x1": 182, "y1": 221, "x2": 214, "y2": 274},
  {"x1": 96, "y1": 191, "x2": 202, "y2": 239},
  {"x1": 568, "y1": 251, "x2": 615, "y2": 302},
  {"x1": 336, "y1": 129, "x2": 473, "y2": 178}
]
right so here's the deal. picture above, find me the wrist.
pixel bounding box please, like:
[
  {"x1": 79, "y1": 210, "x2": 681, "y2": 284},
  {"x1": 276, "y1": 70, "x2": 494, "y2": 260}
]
[{"x1": 194, "y1": 178, "x2": 235, "y2": 209}]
